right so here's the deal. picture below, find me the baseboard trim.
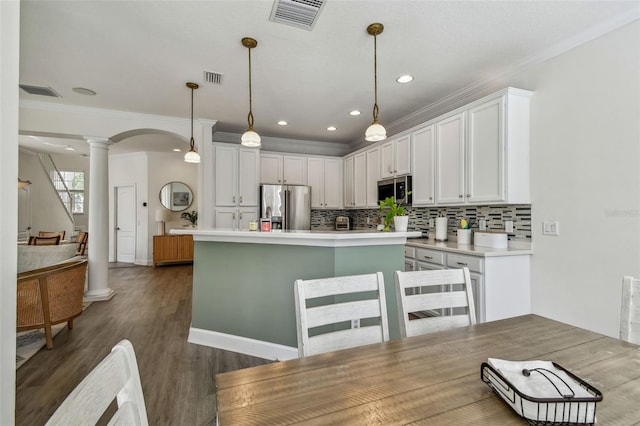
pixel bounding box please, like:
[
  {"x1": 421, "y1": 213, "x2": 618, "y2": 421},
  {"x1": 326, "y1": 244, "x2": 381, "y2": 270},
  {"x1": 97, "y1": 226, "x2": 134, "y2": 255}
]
[{"x1": 188, "y1": 327, "x2": 298, "y2": 361}]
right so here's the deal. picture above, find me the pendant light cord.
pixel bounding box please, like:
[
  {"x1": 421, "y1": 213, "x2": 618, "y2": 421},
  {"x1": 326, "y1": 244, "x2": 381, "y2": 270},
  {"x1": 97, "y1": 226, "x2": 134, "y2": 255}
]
[
  {"x1": 372, "y1": 32, "x2": 379, "y2": 122},
  {"x1": 190, "y1": 86, "x2": 195, "y2": 149},
  {"x1": 247, "y1": 46, "x2": 254, "y2": 130}
]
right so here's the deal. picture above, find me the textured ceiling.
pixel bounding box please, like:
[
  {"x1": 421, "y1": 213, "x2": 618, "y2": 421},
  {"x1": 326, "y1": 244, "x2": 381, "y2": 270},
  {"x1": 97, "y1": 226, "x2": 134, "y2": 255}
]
[{"x1": 18, "y1": 0, "x2": 640, "y2": 154}]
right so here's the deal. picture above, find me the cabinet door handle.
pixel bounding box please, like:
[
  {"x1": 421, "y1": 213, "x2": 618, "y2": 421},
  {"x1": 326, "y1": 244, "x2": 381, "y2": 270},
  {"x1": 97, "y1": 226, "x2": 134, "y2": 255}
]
[
  {"x1": 429, "y1": 197, "x2": 433, "y2": 200},
  {"x1": 424, "y1": 255, "x2": 432, "y2": 259},
  {"x1": 466, "y1": 194, "x2": 471, "y2": 198},
  {"x1": 233, "y1": 213, "x2": 236, "y2": 220},
  {"x1": 239, "y1": 212, "x2": 243, "y2": 219},
  {"x1": 456, "y1": 261, "x2": 468, "y2": 266},
  {"x1": 239, "y1": 195, "x2": 243, "y2": 203},
  {"x1": 233, "y1": 196, "x2": 236, "y2": 203},
  {"x1": 459, "y1": 195, "x2": 463, "y2": 199},
  {"x1": 284, "y1": 179, "x2": 287, "y2": 183}
]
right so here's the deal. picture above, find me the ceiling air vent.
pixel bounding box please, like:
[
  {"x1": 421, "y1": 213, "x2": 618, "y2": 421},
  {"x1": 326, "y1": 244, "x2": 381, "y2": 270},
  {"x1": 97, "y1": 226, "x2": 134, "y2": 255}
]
[
  {"x1": 270, "y1": 0, "x2": 326, "y2": 31},
  {"x1": 204, "y1": 71, "x2": 223, "y2": 85},
  {"x1": 19, "y1": 84, "x2": 62, "y2": 97}
]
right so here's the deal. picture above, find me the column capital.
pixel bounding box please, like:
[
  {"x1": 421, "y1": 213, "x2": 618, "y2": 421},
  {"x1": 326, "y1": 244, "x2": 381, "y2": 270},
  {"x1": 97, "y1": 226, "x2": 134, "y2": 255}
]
[{"x1": 84, "y1": 136, "x2": 112, "y2": 146}]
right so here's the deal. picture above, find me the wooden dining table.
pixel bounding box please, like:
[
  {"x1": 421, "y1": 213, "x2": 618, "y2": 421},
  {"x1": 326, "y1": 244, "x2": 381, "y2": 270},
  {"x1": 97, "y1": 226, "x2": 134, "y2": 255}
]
[{"x1": 215, "y1": 314, "x2": 640, "y2": 425}]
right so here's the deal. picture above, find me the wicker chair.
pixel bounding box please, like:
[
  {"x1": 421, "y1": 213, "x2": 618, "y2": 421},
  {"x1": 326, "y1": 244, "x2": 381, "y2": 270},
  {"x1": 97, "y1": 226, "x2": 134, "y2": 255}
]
[
  {"x1": 17, "y1": 259, "x2": 88, "y2": 349},
  {"x1": 75, "y1": 231, "x2": 88, "y2": 256},
  {"x1": 28, "y1": 235, "x2": 61, "y2": 245},
  {"x1": 39, "y1": 230, "x2": 66, "y2": 239}
]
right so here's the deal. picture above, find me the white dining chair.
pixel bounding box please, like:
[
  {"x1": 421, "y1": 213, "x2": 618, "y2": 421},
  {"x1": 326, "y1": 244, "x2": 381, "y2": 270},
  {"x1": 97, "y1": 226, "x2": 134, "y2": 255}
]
[
  {"x1": 294, "y1": 272, "x2": 389, "y2": 357},
  {"x1": 46, "y1": 339, "x2": 149, "y2": 426},
  {"x1": 394, "y1": 267, "x2": 476, "y2": 338},
  {"x1": 620, "y1": 275, "x2": 640, "y2": 345}
]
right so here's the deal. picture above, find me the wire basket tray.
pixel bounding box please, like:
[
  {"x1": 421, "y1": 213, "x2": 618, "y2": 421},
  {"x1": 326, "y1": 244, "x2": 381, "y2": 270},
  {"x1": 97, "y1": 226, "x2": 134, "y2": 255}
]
[{"x1": 481, "y1": 362, "x2": 603, "y2": 425}]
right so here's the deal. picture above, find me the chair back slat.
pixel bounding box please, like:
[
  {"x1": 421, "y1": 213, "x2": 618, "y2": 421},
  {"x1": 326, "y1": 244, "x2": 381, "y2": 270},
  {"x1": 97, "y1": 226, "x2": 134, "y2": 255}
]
[
  {"x1": 395, "y1": 267, "x2": 476, "y2": 338},
  {"x1": 295, "y1": 272, "x2": 388, "y2": 357},
  {"x1": 620, "y1": 276, "x2": 640, "y2": 344},
  {"x1": 45, "y1": 340, "x2": 148, "y2": 426}
]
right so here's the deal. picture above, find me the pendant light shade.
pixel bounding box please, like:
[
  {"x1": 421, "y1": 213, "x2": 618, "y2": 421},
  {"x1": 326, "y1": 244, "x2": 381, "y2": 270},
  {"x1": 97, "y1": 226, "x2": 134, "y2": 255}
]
[
  {"x1": 241, "y1": 37, "x2": 261, "y2": 148},
  {"x1": 184, "y1": 82, "x2": 201, "y2": 163},
  {"x1": 365, "y1": 23, "x2": 387, "y2": 142}
]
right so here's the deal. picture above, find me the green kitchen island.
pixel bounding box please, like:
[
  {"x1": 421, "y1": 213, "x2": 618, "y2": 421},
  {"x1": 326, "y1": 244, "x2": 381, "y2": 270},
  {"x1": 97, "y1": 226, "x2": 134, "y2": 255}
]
[{"x1": 170, "y1": 229, "x2": 420, "y2": 360}]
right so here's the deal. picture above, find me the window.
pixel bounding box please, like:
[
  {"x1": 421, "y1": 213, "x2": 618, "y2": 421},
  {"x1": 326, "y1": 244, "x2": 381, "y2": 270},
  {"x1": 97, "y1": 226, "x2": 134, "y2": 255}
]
[{"x1": 51, "y1": 170, "x2": 85, "y2": 214}]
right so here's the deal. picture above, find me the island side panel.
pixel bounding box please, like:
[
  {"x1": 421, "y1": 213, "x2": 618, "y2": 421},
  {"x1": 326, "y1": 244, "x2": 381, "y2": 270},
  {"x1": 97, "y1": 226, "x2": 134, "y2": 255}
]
[
  {"x1": 333, "y1": 245, "x2": 405, "y2": 340},
  {"x1": 191, "y1": 241, "x2": 336, "y2": 348}
]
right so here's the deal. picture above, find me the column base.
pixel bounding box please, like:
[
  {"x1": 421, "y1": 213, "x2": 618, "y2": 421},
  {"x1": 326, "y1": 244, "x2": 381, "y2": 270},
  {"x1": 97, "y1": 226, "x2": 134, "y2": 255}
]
[{"x1": 83, "y1": 288, "x2": 115, "y2": 302}]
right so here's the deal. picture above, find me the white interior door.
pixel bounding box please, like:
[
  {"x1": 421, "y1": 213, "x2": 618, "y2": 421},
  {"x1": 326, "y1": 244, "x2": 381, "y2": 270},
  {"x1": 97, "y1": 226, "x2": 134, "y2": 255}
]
[
  {"x1": 17, "y1": 187, "x2": 32, "y2": 241},
  {"x1": 115, "y1": 185, "x2": 136, "y2": 263}
]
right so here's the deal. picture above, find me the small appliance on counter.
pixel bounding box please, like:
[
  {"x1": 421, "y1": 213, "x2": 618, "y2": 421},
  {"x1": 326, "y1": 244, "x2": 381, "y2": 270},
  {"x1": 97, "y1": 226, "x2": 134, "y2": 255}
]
[
  {"x1": 435, "y1": 217, "x2": 448, "y2": 241},
  {"x1": 335, "y1": 216, "x2": 350, "y2": 231}
]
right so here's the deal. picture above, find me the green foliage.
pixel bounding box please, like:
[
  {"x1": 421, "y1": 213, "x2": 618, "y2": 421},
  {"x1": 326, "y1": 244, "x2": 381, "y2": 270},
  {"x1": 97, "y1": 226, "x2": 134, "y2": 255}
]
[
  {"x1": 181, "y1": 210, "x2": 198, "y2": 226},
  {"x1": 378, "y1": 196, "x2": 406, "y2": 232}
]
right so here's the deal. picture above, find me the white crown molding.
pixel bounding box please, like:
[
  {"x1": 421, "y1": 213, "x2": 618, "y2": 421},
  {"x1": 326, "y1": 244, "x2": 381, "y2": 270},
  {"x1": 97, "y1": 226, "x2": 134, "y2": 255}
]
[
  {"x1": 365, "y1": 11, "x2": 640, "y2": 151},
  {"x1": 213, "y1": 131, "x2": 351, "y2": 157}
]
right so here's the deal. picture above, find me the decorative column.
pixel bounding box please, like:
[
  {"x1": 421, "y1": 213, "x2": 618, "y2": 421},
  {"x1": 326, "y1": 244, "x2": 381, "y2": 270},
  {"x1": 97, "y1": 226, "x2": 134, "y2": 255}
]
[{"x1": 84, "y1": 137, "x2": 114, "y2": 301}]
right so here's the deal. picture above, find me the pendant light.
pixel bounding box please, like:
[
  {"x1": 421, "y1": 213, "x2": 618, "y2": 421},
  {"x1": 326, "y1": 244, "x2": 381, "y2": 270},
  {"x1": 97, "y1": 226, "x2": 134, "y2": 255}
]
[
  {"x1": 365, "y1": 23, "x2": 387, "y2": 142},
  {"x1": 241, "y1": 37, "x2": 261, "y2": 148},
  {"x1": 184, "y1": 82, "x2": 201, "y2": 163}
]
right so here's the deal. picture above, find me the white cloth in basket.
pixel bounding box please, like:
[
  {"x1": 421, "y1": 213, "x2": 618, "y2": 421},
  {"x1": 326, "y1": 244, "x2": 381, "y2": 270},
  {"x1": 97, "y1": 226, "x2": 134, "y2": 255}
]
[{"x1": 488, "y1": 358, "x2": 596, "y2": 423}]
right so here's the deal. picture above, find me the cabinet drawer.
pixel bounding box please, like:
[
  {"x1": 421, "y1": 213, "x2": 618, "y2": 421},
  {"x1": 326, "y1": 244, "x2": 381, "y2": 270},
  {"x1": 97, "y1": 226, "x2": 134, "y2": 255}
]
[
  {"x1": 447, "y1": 253, "x2": 483, "y2": 273},
  {"x1": 404, "y1": 258, "x2": 415, "y2": 271},
  {"x1": 415, "y1": 248, "x2": 445, "y2": 266},
  {"x1": 404, "y1": 246, "x2": 415, "y2": 258}
]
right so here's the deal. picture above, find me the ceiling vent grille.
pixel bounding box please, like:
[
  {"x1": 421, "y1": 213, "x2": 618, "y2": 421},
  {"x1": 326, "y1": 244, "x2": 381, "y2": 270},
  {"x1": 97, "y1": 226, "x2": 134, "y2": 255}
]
[
  {"x1": 204, "y1": 71, "x2": 223, "y2": 85},
  {"x1": 19, "y1": 84, "x2": 62, "y2": 97},
  {"x1": 270, "y1": 0, "x2": 326, "y2": 31}
]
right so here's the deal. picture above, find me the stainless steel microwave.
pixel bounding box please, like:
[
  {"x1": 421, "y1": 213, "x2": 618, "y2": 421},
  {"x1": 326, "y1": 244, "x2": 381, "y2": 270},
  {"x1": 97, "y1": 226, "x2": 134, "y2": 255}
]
[{"x1": 378, "y1": 176, "x2": 412, "y2": 205}]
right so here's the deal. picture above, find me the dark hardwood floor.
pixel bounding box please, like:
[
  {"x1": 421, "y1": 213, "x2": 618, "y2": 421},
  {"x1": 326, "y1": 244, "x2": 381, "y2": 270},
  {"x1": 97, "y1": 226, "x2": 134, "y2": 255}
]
[{"x1": 16, "y1": 264, "x2": 270, "y2": 425}]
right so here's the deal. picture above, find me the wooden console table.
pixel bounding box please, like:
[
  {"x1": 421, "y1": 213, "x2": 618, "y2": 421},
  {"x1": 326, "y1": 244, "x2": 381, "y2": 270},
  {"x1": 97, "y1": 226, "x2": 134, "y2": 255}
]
[{"x1": 153, "y1": 234, "x2": 193, "y2": 267}]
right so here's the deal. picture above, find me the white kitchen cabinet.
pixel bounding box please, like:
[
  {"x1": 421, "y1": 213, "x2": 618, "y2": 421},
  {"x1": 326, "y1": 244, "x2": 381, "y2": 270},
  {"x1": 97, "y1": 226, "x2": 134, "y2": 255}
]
[
  {"x1": 214, "y1": 144, "x2": 259, "y2": 207},
  {"x1": 435, "y1": 112, "x2": 466, "y2": 204},
  {"x1": 215, "y1": 207, "x2": 258, "y2": 230},
  {"x1": 411, "y1": 125, "x2": 436, "y2": 205},
  {"x1": 260, "y1": 153, "x2": 307, "y2": 185},
  {"x1": 404, "y1": 242, "x2": 531, "y2": 324},
  {"x1": 343, "y1": 155, "x2": 354, "y2": 208},
  {"x1": 366, "y1": 147, "x2": 380, "y2": 207},
  {"x1": 380, "y1": 135, "x2": 411, "y2": 179},
  {"x1": 353, "y1": 152, "x2": 367, "y2": 207},
  {"x1": 307, "y1": 157, "x2": 342, "y2": 209}
]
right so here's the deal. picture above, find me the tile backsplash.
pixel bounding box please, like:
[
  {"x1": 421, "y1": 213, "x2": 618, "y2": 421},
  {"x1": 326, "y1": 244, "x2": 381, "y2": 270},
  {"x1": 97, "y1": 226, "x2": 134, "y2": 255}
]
[{"x1": 311, "y1": 204, "x2": 531, "y2": 240}]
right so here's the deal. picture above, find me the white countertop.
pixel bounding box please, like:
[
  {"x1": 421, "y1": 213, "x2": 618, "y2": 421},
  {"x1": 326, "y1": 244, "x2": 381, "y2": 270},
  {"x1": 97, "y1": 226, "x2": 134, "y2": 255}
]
[
  {"x1": 170, "y1": 228, "x2": 422, "y2": 248},
  {"x1": 406, "y1": 238, "x2": 533, "y2": 257}
]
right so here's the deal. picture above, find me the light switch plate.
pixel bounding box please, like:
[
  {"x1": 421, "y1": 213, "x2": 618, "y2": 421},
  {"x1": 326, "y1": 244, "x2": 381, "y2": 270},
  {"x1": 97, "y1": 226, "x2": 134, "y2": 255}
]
[
  {"x1": 428, "y1": 218, "x2": 434, "y2": 228},
  {"x1": 543, "y1": 221, "x2": 560, "y2": 236}
]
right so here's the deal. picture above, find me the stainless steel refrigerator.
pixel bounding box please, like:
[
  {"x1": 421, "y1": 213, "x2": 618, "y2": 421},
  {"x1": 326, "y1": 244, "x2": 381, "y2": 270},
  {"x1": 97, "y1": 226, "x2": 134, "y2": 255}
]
[{"x1": 260, "y1": 185, "x2": 311, "y2": 230}]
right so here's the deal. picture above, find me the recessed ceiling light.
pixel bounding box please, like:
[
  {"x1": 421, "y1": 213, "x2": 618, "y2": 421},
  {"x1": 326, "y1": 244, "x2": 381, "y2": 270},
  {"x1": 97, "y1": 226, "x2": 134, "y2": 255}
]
[
  {"x1": 349, "y1": 110, "x2": 361, "y2": 116},
  {"x1": 327, "y1": 126, "x2": 337, "y2": 131},
  {"x1": 65, "y1": 145, "x2": 76, "y2": 151},
  {"x1": 277, "y1": 120, "x2": 288, "y2": 126},
  {"x1": 72, "y1": 87, "x2": 97, "y2": 96},
  {"x1": 173, "y1": 148, "x2": 182, "y2": 152},
  {"x1": 396, "y1": 74, "x2": 414, "y2": 84}
]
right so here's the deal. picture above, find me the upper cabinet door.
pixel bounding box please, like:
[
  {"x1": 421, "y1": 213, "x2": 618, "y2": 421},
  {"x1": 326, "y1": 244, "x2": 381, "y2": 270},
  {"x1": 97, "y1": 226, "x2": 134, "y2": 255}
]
[
  {"x1": 436, "y1": 112, "x2": 466, "y2": 204},
  {"x1": 238, "y1": 148, "x2": 259, "y2": 206},
  {"x1": 323, "y1": 158, "x2": 342, "y2": 209},
  {"x1": 307, "y1": 157, "x2": 325, "y2": 208},
  {"x1": 366, "y1": 147, "x2": 380, "y2": 207},
  {"x1": 394, "y1": 135, "x2": 411, "y2": 176},
  {"x1": 467, "y1": 96, "x2": 505, "y2": 203},
  {"x1": 260, "y1": 154, "x2": 283, "y2": 184},
  {"x1": 353, "y1": 152, "x2": 367, "y2": 207},
  {"x1": 215, "y1": 145, "x2": 238, "y2": 206},
  {"x1": 379, "y1": 141, "x2": 395, "y2": 179},
  {"x1": 343, "y1": 155, "x2": 354, "y2": 208},
  {"x1": 283, "y1": 156, "x2": 307, "y2": 185},
  {"x1": 412, "y1": 125, "x2": 435, "y2": 205}
]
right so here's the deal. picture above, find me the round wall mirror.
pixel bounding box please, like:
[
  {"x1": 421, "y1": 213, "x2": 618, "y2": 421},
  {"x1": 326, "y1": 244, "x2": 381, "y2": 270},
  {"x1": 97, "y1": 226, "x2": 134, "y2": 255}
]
[{"x1": 159, "y1": 182, "x2": 193, "y2": 212}]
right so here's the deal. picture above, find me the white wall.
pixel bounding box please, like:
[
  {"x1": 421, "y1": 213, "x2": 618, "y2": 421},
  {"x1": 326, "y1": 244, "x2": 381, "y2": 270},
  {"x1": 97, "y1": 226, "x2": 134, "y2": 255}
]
[
  {"x1": 0, "y1": 1, "x2": 19, "y2": 423},
  {"x1": 528, "y1": 21, "x2": 640, "y2": 337},
  {"x1": 109, "y1": 152, "x2": 148, "y2": 264},
  {"x1": 109, "y1": 150, "x2": 197, "y2": 265}
]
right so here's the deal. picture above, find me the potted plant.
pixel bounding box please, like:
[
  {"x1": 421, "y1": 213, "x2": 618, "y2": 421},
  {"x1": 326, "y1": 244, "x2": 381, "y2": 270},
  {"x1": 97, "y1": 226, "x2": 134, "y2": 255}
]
[
  {"x1": 180, "y1": 210, "x2": 198, "y2": 227},
  {"x1": 378, "y1": 196, "x2": 409, "y2": 232}
]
